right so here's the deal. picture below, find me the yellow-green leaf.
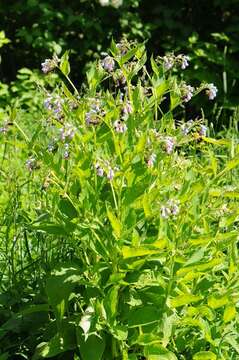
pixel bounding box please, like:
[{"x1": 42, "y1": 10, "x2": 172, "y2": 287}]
[
  {"x1": 168, "y1": 294, "x2": 202, "y2": 308},
  {"x1": 107, "y1": 209, "x2": 121, "y2": 239},
  {"x1": 193, "y1": 351, "x2": 216, "y2": 360},
  {"x1": 122, "y1": 246, "x2": 159, "y2": 259},
  {"x1": 223, "y1": 303, "x2": 236, "y2": 323},
  {"x1": 208, "y1": 295, "x2": 228, "y2": 309}
]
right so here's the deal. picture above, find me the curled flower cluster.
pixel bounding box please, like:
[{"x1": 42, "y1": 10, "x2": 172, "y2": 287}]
[
  {"x1": 63, "y1": 143, "x2": 70, "y2": 159},
  {"x1": 181, "y1": 84, "x2": 194, "y2": 103},
  {"x1": 206, "y1": 83, "x2": 218, "y2": 100},
  {"x1": 41, "y1": 55, "x2": 59, "y2": 74},
  {"x1": 101, "y1": 55, "x2": 115, "y2": 72},
  {"x1": 26, "y1": 158, "x2": 37, "y2": 172},
  {"x1": 164, "y1": 137, "x2": 175, "y2": 154},
  {"x1": 199, "y1": 124, "x2": 207, "y2": 137},
  {"x1": 180, "y1": 119, "x2": 194, "y2": 135},
  {"x1": 162, "y1": 54, "x2": 190, "y2": 71},
  {"x1": 0, "y1": 121, "x2": 9, "y2": 134},
  {"x1": 113, "y1": 120, "x2": 127, "y2": 133},
  {"x1": 85, "y1": 100, "x2": 105, "y2": 126},
  {"x1": 147, "y1": 153, "x2": 157, "y2": 168},
  {"x1": 44, "y1": 94, "x2": 64, "y2": 119},
  {"x1": 95, "y1": 161, "x2": 119, "y2": 181},
  {"x1": 122, "y1": 101, "x2": 133, "y2": 119},
  {"x1": 59, "y1": 125, "x2": 75, "y2": 142},
  {"x1": 161, "y1": 199, "x2": 180, "y2": 219}
]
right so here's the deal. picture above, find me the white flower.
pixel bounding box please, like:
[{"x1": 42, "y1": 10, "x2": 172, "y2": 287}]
[
  {"x1": 165, "y1": 137, "x2": 175, "y2": 154},
  {"x1": 181, "y1": 84, "x2": 194, "y2": 102},
  {"x1": 113, "y1": 120, "x2": 127, "y2": 133},
  {"x1": 111, "y1": 0, "x2": 123, "y2": 8},
  {"x1": 206, "y1": 83, "x2": 218, "y2": 100},
  {"x1": 99, "y1": 0, "x2": 110, "y2": 6}
]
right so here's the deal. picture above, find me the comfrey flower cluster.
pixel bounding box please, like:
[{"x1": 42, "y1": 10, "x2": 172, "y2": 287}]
[
  {"x1": 147, "y1": 153, "x2": 157, "y2": 168},
  {"x1": 181, "y1": 84, "x2": 194, "y2": 103},
  {"x1": 113, "y1": 120, "x2": 127, "y2": 133},
  {"x1": 59, "y1": 124, "x2": 75, "y2": 142},
  {"x1": 44, "y1": 94, "x2": 64, "y2": 120},
  {"x1": 181, "y1": 120, "x2": 208, "y2": 138},
  {"x1": 26, "y1": 158, "x2": 38, "y2": 172},
  {"x1": 85, "y1": 99, "x2": 105, "y2": 126},
  {"x1": 164, "y1": 137, "x2": 175, "y2": 154},
  {"x1": 199, "y1": 124, "x2": 207, "y2": 137},
  {"x1": 0, "y1": 121, "x2": 9, "y2": 134},
  {"x1": 95, "y1": 160, "x2": 119, "y2": 181},
  {"x1": 206, "y1": 83, "x2": 218, "y2": 100},
  {"x1": 161, "y1": 199, "x2": 180, "y2": 219},
  {"x1": 41, "y1": 55, "x2": 59, "y2": 74},
  {"x1": 101, "y1": 55, "x2": 115, "y2": 72},
  {"x1": 162, "y1": 54, "x2": 190, "y2": 71}
]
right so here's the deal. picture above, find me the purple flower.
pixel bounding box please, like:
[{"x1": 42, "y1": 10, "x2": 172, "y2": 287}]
[
  {"x1": 181, "y1": 85, "x2": 194, "y2": 103},
  {"x1": 163, "y1": 56, "x2": 174, "y2": 70},
  {"x1": 165, "y1": 137, "x2": 175, "y2": 154},
  {"x1": 41, "y1": 56, "x2": 59, "y2": 74},
  {"x1": 107, "y1": 168, "x2": 115, "y2": 181},
  {"x1": 147, "y1": 153, "x2": 157, "y2": 168},
  {"x1": 180, "y1": 55, "x2": 190, "y2": 70},
  {"x1": 122, "y1": 101, "x2": 133, "y2": 117},
  {"x1": 95, "y1": 163, "x2": 104, "y2": 177},
  {"x1": 101, "y1": 55, "x2": 115, "y2": 72},
  {"x1": 85, "y1": 110, "x2": 99, "y2": 126},
  {"x1": 26, "y1": 158, "x2": 36, "y2": 172},
  {"x1": 206, "y1": 83, "x2": 218, "y2": 100},
  {"x1": 59, "y1": 125, "x2": 75, "y2": 142},
  {"x1": 199, "y1": 125, "x2": 207, "y2": 137}
]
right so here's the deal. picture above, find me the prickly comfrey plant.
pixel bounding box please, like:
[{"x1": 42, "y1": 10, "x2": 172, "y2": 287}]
[{"x1": 2, "y1": 40, "x2": 239, "y2": 360}]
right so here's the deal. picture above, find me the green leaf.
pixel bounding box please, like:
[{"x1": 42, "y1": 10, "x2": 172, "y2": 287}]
[
  {"x1": 122, "y1": 246, "x2": 159, "y2": 259},
  {"x1": 59, "y1": 196, "x2": 78, "y2": 219},
  {"x1": 128, "y1": 306, "x2": 160, "y2": 328},
  {"x1": 60, "y1": 51, "x2": 70, "y2": 76},
  {"x1": 193, "y1": 351, "x2": 216, "y2": 360},
  {"x1": 168, "y1": 294, "x2": 202, "y2": 308},
  {"x1": 104, "y1": 285, "x2": 119, "y2": 321},
  {"x1": 144, "y1": 344, "x2": 177, "y2": 360},
  {"x1": 183, "y1": 248, "x2": 205, "y2": 267},
  {"x1": 46, "y1": 265, "x2": 81, "y2": 327},
  {"x1": 77, "y1": 334, "x2": 105, "y2": 360},
  {"x1": 107, "y1": 208, "x2": 121, "y2": 238},
  {"x1": 33, "y1": 322, "x2": 76, "y2": 359},
  {"x1": 208, "y1": 295, "x2": 228, "y2": 309},
  {"x1": 223, "y1": 304, "x2": 236, "y2": 323}
]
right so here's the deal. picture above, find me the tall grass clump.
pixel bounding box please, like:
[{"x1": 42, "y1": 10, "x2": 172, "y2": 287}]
[{"x1": 0, "y1": 40, "x2": 239, "y2": 360}]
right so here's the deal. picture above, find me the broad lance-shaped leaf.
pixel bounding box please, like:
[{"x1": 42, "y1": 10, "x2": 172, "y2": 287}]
[
  {"x1": 193, "y1": 351, "x2": 216, "y2": 360},
  {"x1": 60, "y1": 50, "x2": 70, "y2": 76},
  {"x1": 107, "y1": 208, "x2": 121, "y2": 238},
  {"x1": 168, "y1": 294, "x2": 202, "y2": 308},
  {"x1": 77, "y1": 333, "x2": 105, "y2": 360},
  {"x1": 122, "y1": 239, "x2": 167, "y2": 259},
  {"x1": 128, "y1": 306, "x2": 161, "y2": 327},
  {"x1": 144, "y1": 344, "x2": 177, "y2": 360},
  {"x1": 208, "y1": 295, "x2": 228, "y2": 309},
  {"x1": 46, "y1": 265, "x2": 81, "y2": 329},
  {"x1": 223, "y1": 303, "x2": 237, "y2": 323}
]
